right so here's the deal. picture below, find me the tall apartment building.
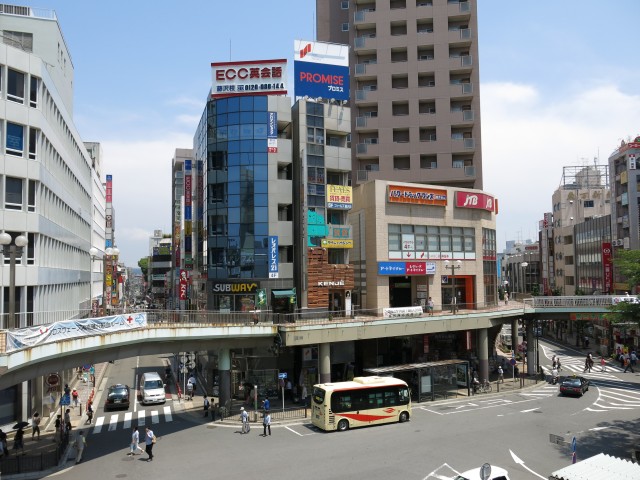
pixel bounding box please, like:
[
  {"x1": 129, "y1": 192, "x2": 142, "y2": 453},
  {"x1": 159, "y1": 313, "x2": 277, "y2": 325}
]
[
  {"x1": 317, "y1": 0, "x2": 482, "y2": 189},
  {"x1": 1, "y1": 4, "x2": 105, "y2": 423}
]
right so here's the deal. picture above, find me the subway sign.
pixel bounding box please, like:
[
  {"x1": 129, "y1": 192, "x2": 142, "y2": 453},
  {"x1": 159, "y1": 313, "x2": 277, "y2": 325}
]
[{"x1": 211, "y1": 282, "x2": 259, "y2": 293}]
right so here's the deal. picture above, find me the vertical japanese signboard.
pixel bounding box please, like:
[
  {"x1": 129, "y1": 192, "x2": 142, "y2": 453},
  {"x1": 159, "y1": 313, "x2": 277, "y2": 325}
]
[
  {"x1": 269, "y1": 236, "x2": 279, "y2": 278},
  {"x1": 268, "y1": 112, "x2": 278, "y2": 153},
  {"x1": 602, "y1": 242, "x2": 613, "y2": 294}
]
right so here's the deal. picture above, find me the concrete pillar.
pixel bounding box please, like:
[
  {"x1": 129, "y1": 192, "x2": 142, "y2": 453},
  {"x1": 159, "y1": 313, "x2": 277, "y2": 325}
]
[
  {"x1": 526, "y1": 320, "x2": 535, "y2": 375},
  {"x1": 218, "y1": 347, "x2": 231, "y2": 410},
  {"x1": 478, "y1": 328, "x2": 489, "y2": 383},
  {"x1": 319, "y1": 343, "x2": 331, "y2": 383},
  {"x1": 511, "y1": 319, "x2": 519, "y2": 355}
]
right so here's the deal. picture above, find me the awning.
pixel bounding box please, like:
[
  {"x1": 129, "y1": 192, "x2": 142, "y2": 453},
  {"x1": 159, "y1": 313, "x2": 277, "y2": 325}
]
[{"x1": 271, "y1": 289, "x2": 296, "y2": 298}]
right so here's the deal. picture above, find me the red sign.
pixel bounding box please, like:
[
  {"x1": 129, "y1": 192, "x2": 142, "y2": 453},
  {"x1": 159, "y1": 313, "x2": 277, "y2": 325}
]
[
  {"x1": 602, "y1": 242, "x2": 613, "y2": 294},
  {"x1": 179, "y1": 269, "x2": 188, "y2": 300},
  {"x1": 455, "y1": 191, "x2": 497, "y2": 212},
  {"x1": 405, "y1": 262, "x2": 426, "y2": 275}
]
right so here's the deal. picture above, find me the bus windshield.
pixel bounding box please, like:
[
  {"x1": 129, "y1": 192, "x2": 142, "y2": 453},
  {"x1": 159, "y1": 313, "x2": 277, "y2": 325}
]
[{"x1": 312, "y1": 387, "x2": 326, "y2": 405}]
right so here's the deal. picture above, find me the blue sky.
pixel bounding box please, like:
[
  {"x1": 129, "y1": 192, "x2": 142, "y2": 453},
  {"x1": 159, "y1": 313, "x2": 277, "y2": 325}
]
[{"x1": 10, "y1": 1, "x2": 640, "y2": 266}]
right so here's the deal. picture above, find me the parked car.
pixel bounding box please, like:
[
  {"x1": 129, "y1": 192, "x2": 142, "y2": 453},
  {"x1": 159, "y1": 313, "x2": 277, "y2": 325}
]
[
  {"x1": 104, "y1": 384, "x2": 130, "y2": 411},
  {"x1": 452, "y1": 465, "x2": 510, "y2": 480},
  {"x1": 559, "y1": 376, "x2": 589, "y2": 397}
]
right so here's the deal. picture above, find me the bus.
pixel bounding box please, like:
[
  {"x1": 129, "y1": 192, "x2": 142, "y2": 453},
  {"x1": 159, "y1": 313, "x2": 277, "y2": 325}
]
[{"x1": 311, "y1": 376, "x2": 411, "y2": 432}]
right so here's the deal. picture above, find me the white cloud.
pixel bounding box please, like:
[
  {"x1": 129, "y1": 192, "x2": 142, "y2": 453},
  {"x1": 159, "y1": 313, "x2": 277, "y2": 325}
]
[{"x1": 482, "y1": 81, "x2": 640, "y2": 244}]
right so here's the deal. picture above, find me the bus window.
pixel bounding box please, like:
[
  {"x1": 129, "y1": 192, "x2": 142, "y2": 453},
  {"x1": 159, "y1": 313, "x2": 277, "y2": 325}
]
[
  {"x1": 399, "y1": 387, "x2": 410, "y2": 403},
  {"x1": 313, "y1": 387, "x2": 326, "y2": 405}
]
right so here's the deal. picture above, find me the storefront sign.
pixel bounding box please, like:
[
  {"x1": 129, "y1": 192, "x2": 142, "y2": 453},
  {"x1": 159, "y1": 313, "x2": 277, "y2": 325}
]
[
  {"x1": 211, "y1": 59, "x2": 287, "y2": 98},
  {"x1": 269, "y1": 236, "x2": 279, "y2": 278},
  {"x1": 321, "y1": 239, "x2": 353, "y2": 248},
  {"x1": 602, "y1": 242, "x2": 613, "y2": 294},
  {"x1": 211, "y1": 282, "x2": 259, "y2": 293},
  {"x1": 455, "y1": 191, "x2": 498, "y2": 213},
  {"x1": 388, "y1": 185, "x2": 448, "y2": 206},
  {"x1": 327, "y1": 184, "x2": 352, "y2": 209},
  {"x1": 268, "y1": 112, "x2": 278, "y2": 153},
  {"x1": 383, "y1": 306, "x2": 423, "y2": 319},
  {"x1": 378, "y1": 262, "x2": 435, "y2": 275},
  {"x1": 317, "y1": 280, "x2": 345, "y2": 287},
  {"x1": 179, "y1": 269, "x2": 188, "y2": 301},
  {"x1": 294, "y1": 40, "x2": 350, "y2": 101}
]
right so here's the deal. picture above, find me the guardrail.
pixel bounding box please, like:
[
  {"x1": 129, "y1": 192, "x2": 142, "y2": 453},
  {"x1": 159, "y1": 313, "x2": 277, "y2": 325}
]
[{"x1": 525, "y1": 295, "x2": 633, "y2": 309}]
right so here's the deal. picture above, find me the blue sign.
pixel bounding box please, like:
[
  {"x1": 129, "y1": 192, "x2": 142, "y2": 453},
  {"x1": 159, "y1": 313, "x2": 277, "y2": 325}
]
[
  {"x1": 269, "y1": 236, "x2": 279, "y2": 278},
  {"x1": 294, "y1": 61, "x2": 350, "y2": 101},
  {"x1": 278, "y1": 372, "x2": 287, "y2": 379},
  {"x1": 378, "y1": 262, "x2": 406, "y2": 276},
  {"x1": 509, "y1": 358, "x2": 517, "y2": 366},
  {"x1": 268, "y1": 112, "x2": 277, "y2": 139},
  {"x1": 60, "y1": 393, "x2": 71, "y2": 406}
]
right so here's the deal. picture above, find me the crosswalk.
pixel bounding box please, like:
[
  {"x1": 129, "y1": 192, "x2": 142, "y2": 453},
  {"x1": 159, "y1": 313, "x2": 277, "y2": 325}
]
[
  {"x1": 586, "y1": 386, "x2": 640, "y2": 412},
  {"x1": 91, "y1": 406, "x2": 173, "y2": 434}
]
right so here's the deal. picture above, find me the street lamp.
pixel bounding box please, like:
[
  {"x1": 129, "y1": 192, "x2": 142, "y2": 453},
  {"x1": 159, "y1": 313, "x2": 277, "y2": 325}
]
[
  {"x1": 521, "y1": 262, "x2": 529, "y2": 296},
  {"x1": 444, "y1": 259, "x2": 462, "y2": 313},
  {"x1": 0, "y1": 232, "x2": 29, "y2": 329}
]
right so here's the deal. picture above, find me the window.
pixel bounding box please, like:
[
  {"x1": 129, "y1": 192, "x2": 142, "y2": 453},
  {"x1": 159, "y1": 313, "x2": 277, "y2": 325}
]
[
  {"x1": 7, "y1": 69, "x2": 25, "y2": 104},
  {"x1": 341, "y1": 23, "x2": 349, "y2": 32},
  {"x1": 341, "y1": 0, "x2": 349, "y2": 8},
  {"x1": 27, "y1": 180, "x2": 36, "y2": 212},
  {"x1": 28, "y1": 127, "x2": 38, "y2": 160},
  {"x1": 5, "y1": 177, "x2": 24, "y2": 210},
  {"x1": 6, "y1": 123, "x2": 24, "y2": 157},
  {"x1": 584, "y1": 200, "x2": 594, "y2": 208},
  {"x1": 29, "y1": 76, "x2": 38, "y2": 108}
]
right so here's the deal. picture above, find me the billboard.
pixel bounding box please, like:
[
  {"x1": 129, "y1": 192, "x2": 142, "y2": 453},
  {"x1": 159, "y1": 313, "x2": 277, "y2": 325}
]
[
  {"x1": 269, "y1": 236, "x2": 279, "y2": 278},
  {"x1": 268, "y1": 112, "x2": 278, "y2": 153},
  {"x1": 455, "y1": 191, "x2": 498, "y2": 213},
  {"x1": 387, "y1": 185, "x2": 448, "y2": 206},
  {"x1": 327, "y1": 185, "x2": 352, "y2": 209},
  {"x1": 294, "y1": 40, "x2": 349, "y2": 101},
  {"x1": 211, "y1": 59, "x2": 287, "y2": 98}
]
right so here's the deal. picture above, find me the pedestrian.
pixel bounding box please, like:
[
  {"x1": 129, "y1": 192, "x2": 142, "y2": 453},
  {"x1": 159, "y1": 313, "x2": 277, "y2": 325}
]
[
  {"x1": 262, "y1": 397, "x2": 270, "y2": 412},
  {"x1": 203, "y1": 395, "x2": 210, "y2": 417},
  {"x1": 427, "y1": 297, "x2": 434, "y2": 315},
  {"x1": 31, "y1": 412, "x2": 41, "y2": 440},
  {"x1": 557, "y1": 357, "x2": 562, "y2": 372},
  {"x1": 600, "y1": 356, "x2": 607, "y2": 372},
  {"x1": 504, "y1": 292, "x2": 509, "y2": 305},
  {"x1": 240, "y1": 406, "x2": 250, "y2": 434},
  {"x1": 64, "y1": 383, "x2": 71, "y2": 396},
  {"x1": 54, "y1": 414, "x2": 62, "y2": 443},
  {"x1": 13, "y1": 427, "x2": 25, "y2": 454},
  {"x1": 285, "y1": 379, "x2": 293, "y2": 401},
  {"x1": 64, "y1": 408, "x2": 72, "y2": 435},
  {"x1": 631, "y1": 351, "x2": 638, "y2": 368},
  {"x1": 0, "y1": 429, "x2": 8, "y2": 456},
  {"x1": 451, "y1": 295, "x2": 457, "y2": 314},
  {"x1": 74, "y1": 430, "x2": 86, "y2": 464},
  {"x1": 187, "y1": 374, "x2": 197, "y2": 398},
  {"x1": 129, "y1": 427, "x2": 144, "y2": 456},
  {"x1": 497, "y1": 365, "x2": 504, "y2": 383},
  {"x1": 86, "y1": 401, "x2": 94, "y2": 424},
  {"x1": 619, "y1": 351, "x2": 626, "y2": 369},
  {"x1": 144, "y1": 427, "x2": 155, "y2": 462},
  {"x1": 301, "y1": 384, "x2": 308, "y2": 407},
  {"x1": 72, "y1": 388, "x2": 79, "y2": 407},
  {"x1": 262, "y1": 412, "x2": 271, "y2": 437},
  {"x1": 623, "y1": 355, "x2": 635, "y2": 373}
]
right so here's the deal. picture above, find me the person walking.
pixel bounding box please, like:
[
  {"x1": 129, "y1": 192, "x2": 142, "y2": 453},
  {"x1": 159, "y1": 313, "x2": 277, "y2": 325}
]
[
  {"x1": 187, "y1": 374, "x2": 197, "y2": 399},
  {"x1": 144, "y1": 427, "x2": 155, "y2": 462},
  {"x1": 54, "y1": 414, "x2": 62, "y2": 443},
  {"x1": 631, "y1": 351, "x2": 638, "y2": 369},
  {"x1": 74, "y1": 431, "x2": 86, "y2": 464},
  {"x1": 13, "y1": 427, "x2": 25, "y2": 454},
  {"x1": 623, "y1": 355, "x2": 635, "y2": 373},
  {"x1": 72, "y1": 388, "x2": 79, "y2": 408},
  {"x1": 31, "y1": 412, "x2": 41, "y2": 440},
  {"x1": 262, "y1": 397, "x2": 270, "y2": 413},
  {"x1": 240, "y1": 407, "x2": 250, "y2": 434},
  {"x1": 129, "y1": 427, "x2": 144, "y2": 456},
  {"x1": 86, "y1": 401, "x2": 94, "y2": 425},
  {"x1": 497, "y1": 365, "x2": 504, "y2": 383},
  {"x1": 600, "y1": 356, "x2": 607, "y2": 372},
  {"x1": 504, "y1": 292, "x2": 509, "y2": 305},
  {"x1": 427, "y1": 297, "x2": 434, "y2": 315},
  {"x1": 64, "y1": 408, "x2": 72, "y2": 437},
  {"x1": 262, "y1": 412, "x2": 271, "y2": 437},
  {"x1": 203, "y1": 395, "x2": 210, "y2": 418}
]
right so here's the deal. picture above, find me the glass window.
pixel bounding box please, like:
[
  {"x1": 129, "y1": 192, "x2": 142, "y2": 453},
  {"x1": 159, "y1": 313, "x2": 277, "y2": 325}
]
[
  {"x1": 28, "y1": 179, "x2": 36, "y2": 212},
  {"x1": 255, "y1": 194, "x2": 268, "y2": 207},
  {"x1": 240, "y1": 124, "x2": 253, "y2": 139},
  {"x1": 254, "y1": 111, "x2": 267, "y2": 123},
  {"x1": 228, "y1": 112, "x2": 240, "y2": 124},
  {"x1": 239, "y1": 96, "x2": 254, "y2": 111},
  {"x1": 6, "y1": 123, "x2": 24, "y2": 156},
  {"x1": 29, "y1": 76, "x2": 38, "y2": 107},
  {"x1": 341, "y1": 23, "x2": 349, "y2": 32},
  {"x1": 227, "y1": 125, "x2": 240, "y2": 140},
  {"x1": 8, "y1": 69, "x2": 25, "y2": 103},
  {"x1": 28, "y1": 127, "x2": 38, "y2": 160},
  {"x1": 5, "y1": 177, "x2": 23, "y2": 210},
  {"x1": 389, "y1": 233, "x2": 401, "y2": 251}
]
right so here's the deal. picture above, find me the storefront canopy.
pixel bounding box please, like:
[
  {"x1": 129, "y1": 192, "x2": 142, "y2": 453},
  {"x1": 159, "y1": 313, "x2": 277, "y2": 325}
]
[{"x1": 271, "y1": 289, "x2": 296, "y2": 298}]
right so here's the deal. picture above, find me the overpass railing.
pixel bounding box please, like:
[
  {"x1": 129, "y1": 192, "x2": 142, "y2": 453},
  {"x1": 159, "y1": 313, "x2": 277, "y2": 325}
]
[{"x1": 525, "y1": 295, "x2": 628, "y2": 309}]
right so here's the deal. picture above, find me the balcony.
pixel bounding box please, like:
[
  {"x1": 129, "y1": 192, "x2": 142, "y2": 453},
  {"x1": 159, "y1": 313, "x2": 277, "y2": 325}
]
[{"x1": 449, "y1": 55, "x2": 473, "y2": 69}]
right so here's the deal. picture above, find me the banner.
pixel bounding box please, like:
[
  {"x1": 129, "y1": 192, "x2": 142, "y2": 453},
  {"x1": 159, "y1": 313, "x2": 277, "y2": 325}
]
[
  {"x1": 602, "y1": 242, "x2": 613, "y2": 294},
  {"x1": 6, "y1": 313, "x2": 148, "y2": 352}
]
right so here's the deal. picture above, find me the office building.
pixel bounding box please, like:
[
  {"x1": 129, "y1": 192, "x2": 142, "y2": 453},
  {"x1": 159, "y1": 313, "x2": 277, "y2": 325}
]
[{"x1": 317, "y1": 0, "x2": 483, "y2": 189}]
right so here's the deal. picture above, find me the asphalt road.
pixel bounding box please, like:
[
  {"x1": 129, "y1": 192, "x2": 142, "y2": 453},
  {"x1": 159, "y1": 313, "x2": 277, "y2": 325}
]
[{"x1": 46, "y1": 342, "x2": 640, "y2": 480}]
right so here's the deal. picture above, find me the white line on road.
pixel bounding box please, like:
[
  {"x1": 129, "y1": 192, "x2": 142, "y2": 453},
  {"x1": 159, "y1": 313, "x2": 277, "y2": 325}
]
[
  {"x1": 285, "y1": 425, "x2": 304, "y2": 436},
  {"x1": 589, "y1": 426, "x2": 609, "y2": 431},
  {"x1": 123, "y1": 412, "x2": 132, "y2": 429},
  {"x1": 151, "y1": 410, "x2": 159, "y2": 424},
  {"x1": 93, "y1": 416, "x2": 105, "y2": 434},
  {"x1": 163, "y1": 405, "x2": 172, "y2": 422},
  {"x1": 521, "y1": 407, "x2": 539, "y2": 413},
  {"x1": 138, "y1": 409, "x2": 145, "y2": 426},
  {"x1": 108, "y1": 414, "x2": 118, "y2": 431},
  {"x1": 509, "y1": 449, "x2": 546, "y2": 479}
]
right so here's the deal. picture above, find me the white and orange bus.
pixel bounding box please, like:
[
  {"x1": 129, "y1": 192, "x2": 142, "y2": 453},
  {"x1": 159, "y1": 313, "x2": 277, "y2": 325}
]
[{"x1": 311, "y1": 376, "x2": 411, "y2": 432}]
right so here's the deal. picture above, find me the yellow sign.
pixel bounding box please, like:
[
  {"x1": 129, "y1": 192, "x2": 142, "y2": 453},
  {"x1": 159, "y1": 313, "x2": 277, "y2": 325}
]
[
  {"x1": 327, "y1": 184, "x2": 352, "y2": 209},
  {"x1": 321, "y1": 239, "x2": 353, "y2": 248}
]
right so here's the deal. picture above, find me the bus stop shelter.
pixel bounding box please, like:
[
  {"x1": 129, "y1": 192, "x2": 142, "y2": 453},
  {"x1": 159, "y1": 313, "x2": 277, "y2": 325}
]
[{"x1": 365, "y1": 360, "x2": 470, "y2": 401}]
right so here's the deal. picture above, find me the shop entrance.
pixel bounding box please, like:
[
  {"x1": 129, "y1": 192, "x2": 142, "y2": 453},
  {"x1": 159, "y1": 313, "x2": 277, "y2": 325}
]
[
  {"x1": 441, "y1": 276, "x2": 474, "y2": 310},
  {"x1": 389, "y1": 277, "x2": 412, "y2": 308}
]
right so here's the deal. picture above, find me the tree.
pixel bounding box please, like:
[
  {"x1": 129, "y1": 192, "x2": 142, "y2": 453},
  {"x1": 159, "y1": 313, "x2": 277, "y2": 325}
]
[
  {"x1": 606, "y1": 250, "x2": 640, "y2": 327},
  {"x1": 138, "y1": 257, "x2": 149, "y2": 277}
]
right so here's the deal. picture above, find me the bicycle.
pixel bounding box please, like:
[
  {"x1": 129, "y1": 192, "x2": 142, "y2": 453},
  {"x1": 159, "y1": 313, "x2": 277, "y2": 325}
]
[{"x1": 476, "y1": 379, "x2": 492, "y2": 394}]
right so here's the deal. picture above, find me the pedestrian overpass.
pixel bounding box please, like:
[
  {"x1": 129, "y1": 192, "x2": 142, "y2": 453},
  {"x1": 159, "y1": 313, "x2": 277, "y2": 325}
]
[{"x1": 0, "y1": 296, "x2": 621, "y2": 391}]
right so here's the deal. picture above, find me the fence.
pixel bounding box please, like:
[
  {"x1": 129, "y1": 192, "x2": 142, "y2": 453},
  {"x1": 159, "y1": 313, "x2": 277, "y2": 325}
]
[{"x1": 0, "y1": 431, "x2": 68, "y2": 474}]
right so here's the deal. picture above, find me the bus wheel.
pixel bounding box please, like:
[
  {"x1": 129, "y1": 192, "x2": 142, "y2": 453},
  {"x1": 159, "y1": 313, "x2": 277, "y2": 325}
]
[
  {"x1": 399, "y1": 411, "x2": 409, "y2": 423},
  {"x1": 337, "y1": 419, "x2": 349, "y2": 431}
]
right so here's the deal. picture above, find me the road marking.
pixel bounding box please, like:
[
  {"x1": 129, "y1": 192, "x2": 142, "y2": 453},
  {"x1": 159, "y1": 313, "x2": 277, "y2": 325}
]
[
  {"x1": 285, "y1": 425, "x2": 304, "y2": 436},
  {"x1": 123, "y1": 412, "x2": 132, "y2": 429},
  {"x1": 138, "y1": 409, "x2": 145, "y2": 426},
  {"x1": 454, "y1": 403, "x2": 478, "y2": 409},
  {"x1": 163, "y1": 405, "x2": 172, "y2": 422},
  {"x1": 521, "y1": 407, "x2": 539, "y2": 413},
  {"x1": 108, "y1": 414, "x2": 118, "y2": 431},
  {"x1": 93, "y1": 416, "x2": 105, "y2": 434},
  {"x1": 151, "y1": 410, "x2": 159, "y2": 424},
  {"x1": 509, "y1": 449, "x2": 546, "y2": 479},
  {"x1": 589, "y1": 426, "x2": 609, "y2": 431}
]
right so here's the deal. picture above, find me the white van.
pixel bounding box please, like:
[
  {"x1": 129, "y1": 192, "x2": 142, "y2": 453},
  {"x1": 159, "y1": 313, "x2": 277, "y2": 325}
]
[{"x1": 139, "y1": 372, "x2": 166, "y2": 405}]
